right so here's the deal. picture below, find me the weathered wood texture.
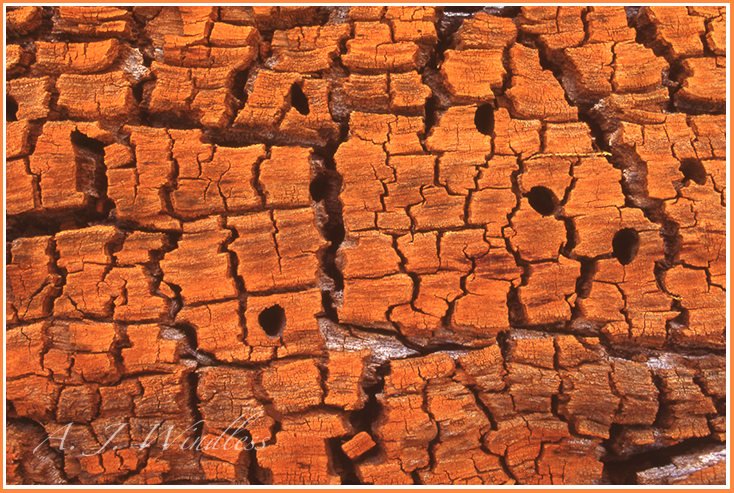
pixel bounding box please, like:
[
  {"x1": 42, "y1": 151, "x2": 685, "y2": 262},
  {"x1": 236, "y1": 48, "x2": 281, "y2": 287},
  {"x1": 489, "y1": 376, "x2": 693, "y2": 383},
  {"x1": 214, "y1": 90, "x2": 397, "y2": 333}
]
[{"x1": 5, "y1": 6, "x2": 727, "y2": 486}]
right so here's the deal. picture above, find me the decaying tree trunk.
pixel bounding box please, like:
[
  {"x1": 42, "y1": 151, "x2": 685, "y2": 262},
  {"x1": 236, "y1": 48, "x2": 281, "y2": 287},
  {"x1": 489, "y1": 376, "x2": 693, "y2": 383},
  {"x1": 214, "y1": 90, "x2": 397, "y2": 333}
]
[{"x1": 5, "y1": 6, "x2": 727, "y2": 485}]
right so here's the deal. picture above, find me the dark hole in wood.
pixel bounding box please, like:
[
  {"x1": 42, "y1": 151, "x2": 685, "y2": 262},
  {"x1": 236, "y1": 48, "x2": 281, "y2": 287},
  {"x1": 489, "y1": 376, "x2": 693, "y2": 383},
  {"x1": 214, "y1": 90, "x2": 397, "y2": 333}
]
[
  {"x1": 7, "y1": 96, "x2": 18, "y2": 121},
  {"x1": 474, "y1": 103, "x2": 494, "y2": 136},
  {"x1": 527, "y1": 186, "x2": 556, "y2": 216},
  {"x1": 71, "y1": 130, "x2": 106, "y2": 156},
  {"x1": 310, "y1": 174, "x2": 329, "y2": 202},
  {"x1": 612, "y1": 228, "x2": 640, "y2": 265},
  {"x1": 259, "y1": 304, "x2": 286, "y2": 337},
  {"x1": 290, "y1": 83, "x2": 310, "y2": 116},
  {"x1": 679, "y1": 159, "x2": 707, "y2": 186},
  {"x1": 131, "y1": 80, "x2": 145, "y2": 104},
  {"x1": 71, "y1": 130, "x2": 107, "y2": 199},
  {"x1": 232, "y1": 70, "x2": 249, "y2": 104}
]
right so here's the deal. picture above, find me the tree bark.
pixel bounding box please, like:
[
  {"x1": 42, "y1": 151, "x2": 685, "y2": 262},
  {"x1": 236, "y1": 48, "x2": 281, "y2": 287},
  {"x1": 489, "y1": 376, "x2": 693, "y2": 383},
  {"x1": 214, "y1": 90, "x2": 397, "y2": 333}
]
[{"x1": 5, "y1": 5, "x2": 726, "y2": 485}]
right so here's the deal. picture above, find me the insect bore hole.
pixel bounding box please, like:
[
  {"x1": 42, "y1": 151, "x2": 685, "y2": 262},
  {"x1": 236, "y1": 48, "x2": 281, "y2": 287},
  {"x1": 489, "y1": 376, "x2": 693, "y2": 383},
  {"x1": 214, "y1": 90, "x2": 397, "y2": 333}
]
[
  {"x1": 6, "y1": 96, "x2": 18, "y2": 122},
  {"x1": 474, "y1": 103, "x2": 494, "y2": 136},
  {"x1": 259, "y1": 304, "x2": 286, "y2": 337},
  {"x1": 612, "y1": 228, "x2": 640, "y2": 265},
  {"x1": 310, "y1": 173, "x2": 329, "y2": 202},
  {"x1": 679, "y1": 159, "x2": 707, "y2": 186},
  {"x1": 290, "y1": 83, "x2": 310, "y2": 116},
  {"x1": 527, "y1": 186, "x2": 556, "y2": 216}
]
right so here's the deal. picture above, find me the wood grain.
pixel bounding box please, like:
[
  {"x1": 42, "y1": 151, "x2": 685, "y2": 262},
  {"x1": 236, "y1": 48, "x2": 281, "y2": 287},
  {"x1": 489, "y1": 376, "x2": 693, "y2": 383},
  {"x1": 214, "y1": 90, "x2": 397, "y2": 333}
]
[{"x1": 5, "y1": 5, "x2": 726, "y2": 485}]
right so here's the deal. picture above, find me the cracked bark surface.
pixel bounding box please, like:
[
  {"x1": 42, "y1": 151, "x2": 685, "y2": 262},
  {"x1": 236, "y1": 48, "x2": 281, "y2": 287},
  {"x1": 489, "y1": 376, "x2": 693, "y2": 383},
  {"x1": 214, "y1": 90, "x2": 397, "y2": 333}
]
[{"x1": 5, "y1": 5, "x2": 727, "y2": 485}]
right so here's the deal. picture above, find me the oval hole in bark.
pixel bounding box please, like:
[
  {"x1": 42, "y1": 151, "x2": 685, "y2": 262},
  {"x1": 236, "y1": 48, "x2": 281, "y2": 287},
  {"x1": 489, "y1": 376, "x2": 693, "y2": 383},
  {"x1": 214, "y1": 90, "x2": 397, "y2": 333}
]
[
  {"x1": 527, "y1": 186, "x2": 556, "y2": 216},
  {"x1": 7, "y1": 96, "x2": 18, "y2": 121},
  {"x1": 310, "y1": 174, "x2": 329, "y2": 202},
  {"x1": 290, "y1": 83, "x2": 310, "y2": 116},
  {"x1": 679, "y1": 159, "x2": 707, "y2": 186},
  {"x1": 474, "y1": 103, "x2": 494, "y2": 135},
  {"x1": 259, "y1": 304, "x2": 286, "y2": 337},
  {"x1": 612, "y1": 228, "x2": 640, "y2": 265}
]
